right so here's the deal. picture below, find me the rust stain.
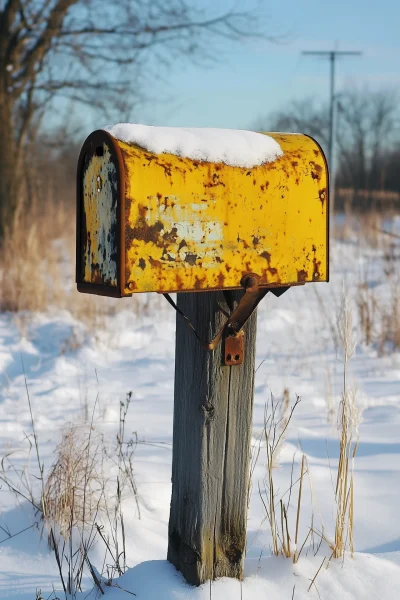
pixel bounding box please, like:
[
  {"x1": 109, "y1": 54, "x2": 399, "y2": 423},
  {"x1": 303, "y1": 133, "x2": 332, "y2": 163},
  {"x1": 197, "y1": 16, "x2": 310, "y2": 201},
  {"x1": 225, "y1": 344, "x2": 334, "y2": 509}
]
[
  {"x1": 128, "y1": 214, "x2": 164, "y2": 245},
  {"x1": 297, "y1": 269, "x2": 308, "y2": 282},
  {"x1": 309, "y1": 161, "x2": 323, "y2": 181},
  {"x1": 312, "y1": 244, "x2": 321, "y2": 280},
  {"x1": 194, "y1": 276, "x2": 206, "y2": 290},
  {"x1": 128, "y1": 280, "x2": 137, "y2": 291},
  {"x1": 149, "y1": 257, "x2": 162, "y2": 269},
  {"x1": 110, "y1": 133, "x2": 329, "y2": 295},
  {"x1": 261, "y1": 251, "x2": 271, "y2": 262},
  {"x1": 138, "y1": 203, "x2": 147, "y2": 217},
  {"x1": 175, "y1": 274, "x2": 184, "y2": 290},
  {"x1": 163, "y1": 227, "x2": 178, "y2": 243},
  {"x1": 185, "y1": 253, "x2": 198, "y2": 266},
  {"x1": 178, "y1": 239, "x2": 187, "y2": 250}
]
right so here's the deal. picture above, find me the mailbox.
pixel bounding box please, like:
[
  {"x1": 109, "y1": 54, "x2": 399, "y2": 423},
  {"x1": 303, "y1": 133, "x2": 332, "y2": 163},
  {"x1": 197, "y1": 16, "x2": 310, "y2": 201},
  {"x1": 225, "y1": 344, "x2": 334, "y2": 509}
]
[{"x1": 76, "y1": 126, "x2": 329, "y2": 298}]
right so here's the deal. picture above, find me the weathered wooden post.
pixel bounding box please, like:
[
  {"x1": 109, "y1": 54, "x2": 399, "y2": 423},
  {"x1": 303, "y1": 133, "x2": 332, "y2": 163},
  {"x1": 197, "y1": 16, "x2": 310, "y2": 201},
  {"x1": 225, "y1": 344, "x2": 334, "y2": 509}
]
[
  {"x1": 167, "y1": 289, "x2": 257, "y2": 584},
  {"x1": 76, "y1": 124, "x2": 329, "y2": 586}
]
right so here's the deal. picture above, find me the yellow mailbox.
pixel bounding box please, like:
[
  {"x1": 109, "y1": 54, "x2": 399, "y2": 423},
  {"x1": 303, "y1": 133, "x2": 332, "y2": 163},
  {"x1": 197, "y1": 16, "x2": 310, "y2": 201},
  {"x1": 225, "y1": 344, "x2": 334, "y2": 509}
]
[{"x1": 76, "y1": 125, "x2": 329, "y2": 298}]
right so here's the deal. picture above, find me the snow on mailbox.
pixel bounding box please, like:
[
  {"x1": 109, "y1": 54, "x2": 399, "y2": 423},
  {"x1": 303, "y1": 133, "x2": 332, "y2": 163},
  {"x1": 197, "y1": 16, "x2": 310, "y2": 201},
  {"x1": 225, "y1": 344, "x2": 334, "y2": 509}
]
[{"x1": 76, "y1": 124, "x2": 329, "y2": 297}]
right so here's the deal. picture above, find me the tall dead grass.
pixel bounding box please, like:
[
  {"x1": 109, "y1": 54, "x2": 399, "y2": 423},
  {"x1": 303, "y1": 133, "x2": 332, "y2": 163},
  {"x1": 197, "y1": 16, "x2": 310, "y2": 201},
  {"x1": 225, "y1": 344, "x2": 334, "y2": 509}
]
[
  {"x1": 334, "y1": 292, "x2": 361, "y2": 558},
  {"x1": 255, "y1": 298, "x2": 362, "y2": 567},
  {"x1": 0, "y1": 203, "x2": 68, "y2": 312},
  {"x1": 0, "y1": 194, "x2": 162, "y2": 338},
  {"x1": 354, "y1": 215, "x2": 400, "y2": 354},
  {"x1": 254, "y1": 393, "x2": 316, "y2": 562}
]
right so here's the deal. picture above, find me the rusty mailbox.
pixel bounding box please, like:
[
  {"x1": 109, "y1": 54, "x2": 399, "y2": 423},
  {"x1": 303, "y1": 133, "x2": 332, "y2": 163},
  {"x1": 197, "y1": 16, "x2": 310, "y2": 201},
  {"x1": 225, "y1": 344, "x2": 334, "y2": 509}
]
[
  {"x1": 76, "y1": 126, "x2": 328, "y2": 296},
  {"x1": 76, "y1": 125, "x2": 328, "y2": 361}
]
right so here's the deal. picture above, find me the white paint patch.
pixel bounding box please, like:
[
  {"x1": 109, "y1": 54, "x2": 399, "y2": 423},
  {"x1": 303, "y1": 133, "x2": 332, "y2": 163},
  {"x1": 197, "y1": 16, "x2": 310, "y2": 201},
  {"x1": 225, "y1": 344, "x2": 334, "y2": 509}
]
[
  {"x1": 143, "y1": 199, "x2": 224, "y2": 265},
  {"x1": 104, "y1": 123, "x2": 283, "y2": 168}
]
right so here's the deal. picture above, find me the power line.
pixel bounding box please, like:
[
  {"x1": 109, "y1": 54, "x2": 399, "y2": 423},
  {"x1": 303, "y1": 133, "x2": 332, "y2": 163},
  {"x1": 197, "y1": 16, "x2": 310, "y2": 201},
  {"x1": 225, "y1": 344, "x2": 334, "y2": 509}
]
[{"x1": 302, "y1": 50, "x2": 362, "y2": 214}]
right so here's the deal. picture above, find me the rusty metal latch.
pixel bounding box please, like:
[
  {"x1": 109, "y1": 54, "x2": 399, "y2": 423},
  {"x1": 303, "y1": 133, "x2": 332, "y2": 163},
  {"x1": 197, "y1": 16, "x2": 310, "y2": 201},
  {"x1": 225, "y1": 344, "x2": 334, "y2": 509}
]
[{"x1": 163, "y1": 273, "x2": 271, "y2": 366}]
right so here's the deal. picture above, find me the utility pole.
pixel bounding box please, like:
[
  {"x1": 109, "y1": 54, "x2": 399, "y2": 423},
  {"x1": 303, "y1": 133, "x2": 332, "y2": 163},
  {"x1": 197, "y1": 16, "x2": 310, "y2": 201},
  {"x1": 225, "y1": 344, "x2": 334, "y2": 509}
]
[{"x1": 302, "y1": 50, "x2": 362, "y2": 215}]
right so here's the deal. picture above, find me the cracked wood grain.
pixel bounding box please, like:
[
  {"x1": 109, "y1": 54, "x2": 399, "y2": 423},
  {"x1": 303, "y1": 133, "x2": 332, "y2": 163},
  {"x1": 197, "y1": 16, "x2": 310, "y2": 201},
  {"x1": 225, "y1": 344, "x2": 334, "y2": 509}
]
[{"x1": 168, "y1": 290, "x2": 257, "y2": 586}]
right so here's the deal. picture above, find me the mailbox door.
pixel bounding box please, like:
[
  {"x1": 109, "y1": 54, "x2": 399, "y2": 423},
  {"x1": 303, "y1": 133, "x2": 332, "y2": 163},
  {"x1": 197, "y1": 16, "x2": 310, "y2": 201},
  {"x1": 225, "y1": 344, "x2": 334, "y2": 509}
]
[{"x1": 76, "y1": 131, "x2": 127, "y2": 297}]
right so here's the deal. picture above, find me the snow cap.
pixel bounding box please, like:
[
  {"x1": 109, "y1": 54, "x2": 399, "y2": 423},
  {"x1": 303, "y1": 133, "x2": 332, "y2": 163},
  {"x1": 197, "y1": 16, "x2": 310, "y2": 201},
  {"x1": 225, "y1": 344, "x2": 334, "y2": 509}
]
[{"x1": 103, "y1": 123, "x2": 283, "y2": 168}]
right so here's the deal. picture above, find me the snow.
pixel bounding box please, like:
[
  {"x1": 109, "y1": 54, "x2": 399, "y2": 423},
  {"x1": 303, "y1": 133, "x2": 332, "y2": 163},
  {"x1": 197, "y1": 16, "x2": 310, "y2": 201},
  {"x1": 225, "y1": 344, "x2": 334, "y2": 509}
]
[
  {"x1": 103, "y1": 123, "x2": 283, "y2": 167},
  {"x1": 55, "y1": 552, "x2": 400, "y2": 600},
  {"x1": 2, "y1": 221, "x2": 400, "y2": 598}
]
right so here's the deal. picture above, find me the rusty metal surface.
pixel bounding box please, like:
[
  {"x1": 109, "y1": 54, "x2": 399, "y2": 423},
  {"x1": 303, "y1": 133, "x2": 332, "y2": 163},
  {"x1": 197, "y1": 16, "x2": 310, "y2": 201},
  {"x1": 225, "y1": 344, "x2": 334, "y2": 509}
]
[
  {"x1": 76, "y1": 129, "x2": 329, "y2": 297},
  {"x1": 119, "y1": 132, "x2": 329, "y2": 295},
  {"x1": 224, "y1": 331, "x2": 245, "y2": 366},
  {"x1": 76, "y1": 130, "x2": 129, "y2": 298},
  {"x1": 81, "y1": 142, "x2": 119, "y2": 286}
]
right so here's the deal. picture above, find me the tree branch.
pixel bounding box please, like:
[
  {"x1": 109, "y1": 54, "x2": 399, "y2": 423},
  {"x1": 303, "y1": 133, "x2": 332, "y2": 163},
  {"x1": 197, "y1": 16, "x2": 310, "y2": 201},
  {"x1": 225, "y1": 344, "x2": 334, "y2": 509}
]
[{"x1": 15, "y1": 0, "x2": 79, "y2": 86}]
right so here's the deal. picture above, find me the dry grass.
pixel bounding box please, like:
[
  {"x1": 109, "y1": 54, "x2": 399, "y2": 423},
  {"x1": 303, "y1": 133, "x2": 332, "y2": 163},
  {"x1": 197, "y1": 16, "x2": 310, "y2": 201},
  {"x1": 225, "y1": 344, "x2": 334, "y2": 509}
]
[
  {"x1": 44, "y1": 422, "x2": 106, "y2": 538},
  {"x1": 254, "y1": 393, "x2": 315, "y2": 562},
  {"x1": 255, "y1": 305, "x2": 362, "y2": 566},
  {"x1": 0, "y1": 195, "x2": 163, "y2": 341},
  {"x1": 0, "y1": 197, "x2": 71, "y2": 312},
  {"x1": 0, "y1": 379, "x2": 143, "y2": 597},
  {"x1": 333, "y1": 292, "x2": 361, "y2": 559},
  {"x1": 354, "y1": 216, "x2": 400, "y2": 355}
]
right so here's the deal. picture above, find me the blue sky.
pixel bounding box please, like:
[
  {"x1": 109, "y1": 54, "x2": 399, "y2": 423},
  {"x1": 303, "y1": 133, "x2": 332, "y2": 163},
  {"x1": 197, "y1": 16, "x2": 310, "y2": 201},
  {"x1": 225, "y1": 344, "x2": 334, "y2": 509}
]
[{"x1": 130, "y1": 0, "x2": 400, "y2": 131}]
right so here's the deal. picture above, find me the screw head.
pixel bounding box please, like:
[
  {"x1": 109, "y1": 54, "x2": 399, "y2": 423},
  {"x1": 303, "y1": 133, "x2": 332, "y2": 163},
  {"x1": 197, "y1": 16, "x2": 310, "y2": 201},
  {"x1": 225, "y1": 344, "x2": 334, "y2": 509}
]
[{"x1": 241, "y1": 273, "x2": 260, "y2": 289}]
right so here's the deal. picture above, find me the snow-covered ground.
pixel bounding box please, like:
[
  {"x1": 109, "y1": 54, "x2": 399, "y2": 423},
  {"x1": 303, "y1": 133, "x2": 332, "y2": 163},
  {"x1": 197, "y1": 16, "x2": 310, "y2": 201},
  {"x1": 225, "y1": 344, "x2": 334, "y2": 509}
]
[{"x1": 1, "y1": 225, "x2": 400, "y2": 599}]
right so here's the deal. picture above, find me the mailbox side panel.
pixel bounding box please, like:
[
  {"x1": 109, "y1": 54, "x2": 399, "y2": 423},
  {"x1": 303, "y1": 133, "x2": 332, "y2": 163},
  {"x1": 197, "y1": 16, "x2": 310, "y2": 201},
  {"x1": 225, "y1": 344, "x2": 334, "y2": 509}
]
[
  {"x1": 118, "y1": 133, "x2": 328, "y2": 294},
  {"x1": 76, "y1": 131, "x2": 130, "y2": 297}
]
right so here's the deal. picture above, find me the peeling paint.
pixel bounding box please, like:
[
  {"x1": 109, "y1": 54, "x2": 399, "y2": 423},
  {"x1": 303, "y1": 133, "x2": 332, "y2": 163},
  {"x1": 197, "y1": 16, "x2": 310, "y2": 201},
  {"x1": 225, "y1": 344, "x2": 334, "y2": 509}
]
[
  {"x1": 82, "y1": 143, "x2": 118, "y2": 286},
  {"x1": 119, "y1": 132, "x2": 328, "y2": 293},
  {"x1": 78, "y1": 131, "x2": 329, "y2": 295}
]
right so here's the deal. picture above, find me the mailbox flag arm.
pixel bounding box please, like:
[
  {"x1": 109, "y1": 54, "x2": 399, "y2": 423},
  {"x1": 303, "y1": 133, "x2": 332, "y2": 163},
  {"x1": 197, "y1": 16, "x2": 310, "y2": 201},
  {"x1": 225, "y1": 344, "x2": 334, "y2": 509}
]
[{"x1": 163, "y1": 274, "x2": 281, "y2": 360}]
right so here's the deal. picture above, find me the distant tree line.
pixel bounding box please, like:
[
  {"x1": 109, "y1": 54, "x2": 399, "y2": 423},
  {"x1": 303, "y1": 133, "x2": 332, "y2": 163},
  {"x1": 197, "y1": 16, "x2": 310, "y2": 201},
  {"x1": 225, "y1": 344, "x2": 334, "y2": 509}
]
[{"x1": 258, "y1": 88, "x2": 400, "y2": 210}]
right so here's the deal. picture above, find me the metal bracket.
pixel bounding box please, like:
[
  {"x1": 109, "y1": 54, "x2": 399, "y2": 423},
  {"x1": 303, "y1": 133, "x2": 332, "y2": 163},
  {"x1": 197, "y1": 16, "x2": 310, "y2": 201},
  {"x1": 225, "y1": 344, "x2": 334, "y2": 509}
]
[
  {"x1": 224, "y1": 329, "x2": 245, "y2": 366},
  {"x1": 163, "y1": 272, "x2": 271, "y2": 366},
  {"x1": 220, "y1": 274, "x2": 268, "y2": 366}
]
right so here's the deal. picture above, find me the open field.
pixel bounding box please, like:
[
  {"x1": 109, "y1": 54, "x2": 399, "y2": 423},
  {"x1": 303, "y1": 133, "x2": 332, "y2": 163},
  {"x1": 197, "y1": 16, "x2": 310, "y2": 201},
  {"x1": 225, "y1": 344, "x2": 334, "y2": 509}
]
[{"x1": 1, "y1": 216, "x2": 400, "y2": 599}]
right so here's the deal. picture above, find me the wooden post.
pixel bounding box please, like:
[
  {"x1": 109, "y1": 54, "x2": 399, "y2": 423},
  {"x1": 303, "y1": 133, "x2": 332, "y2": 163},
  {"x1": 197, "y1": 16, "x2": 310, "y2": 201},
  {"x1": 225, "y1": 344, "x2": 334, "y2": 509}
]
[{"x1": 167, "y1": 289, "x2": 257, "y2": 586}]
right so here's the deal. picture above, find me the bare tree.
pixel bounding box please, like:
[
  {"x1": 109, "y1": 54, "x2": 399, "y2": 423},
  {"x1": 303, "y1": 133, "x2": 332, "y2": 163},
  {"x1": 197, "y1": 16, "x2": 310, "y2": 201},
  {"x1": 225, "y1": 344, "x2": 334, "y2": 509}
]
[
  {"x1": 255, "y1": 88, "x2": 400, "y2": 205},
  {"x1": 255, "y1": 98, "x2": 329, "y2": 150},
  {"x1": 336, "y1": 88, "x2": 399, "y2": 192},
  {"x1": 0, "y1": 0, "x2": 268, "y2": 237}
]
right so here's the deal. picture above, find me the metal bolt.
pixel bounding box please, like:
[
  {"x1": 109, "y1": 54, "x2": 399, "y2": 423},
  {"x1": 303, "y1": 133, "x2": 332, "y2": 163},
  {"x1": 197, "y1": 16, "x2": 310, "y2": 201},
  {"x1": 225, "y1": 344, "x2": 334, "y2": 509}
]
[
  {"x1": 241, "y1": 273, "x2": 260, "y2": 289},
  {"x1": 128, "y1": 282, "x2": 135, "y2": 291}
]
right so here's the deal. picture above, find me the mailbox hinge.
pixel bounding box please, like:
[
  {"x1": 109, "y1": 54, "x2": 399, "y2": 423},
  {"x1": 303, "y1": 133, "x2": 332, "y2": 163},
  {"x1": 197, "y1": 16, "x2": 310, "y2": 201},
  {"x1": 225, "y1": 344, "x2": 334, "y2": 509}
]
[{"x1": 164, "y1": 274, "x2": 281, "y2": 365}]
